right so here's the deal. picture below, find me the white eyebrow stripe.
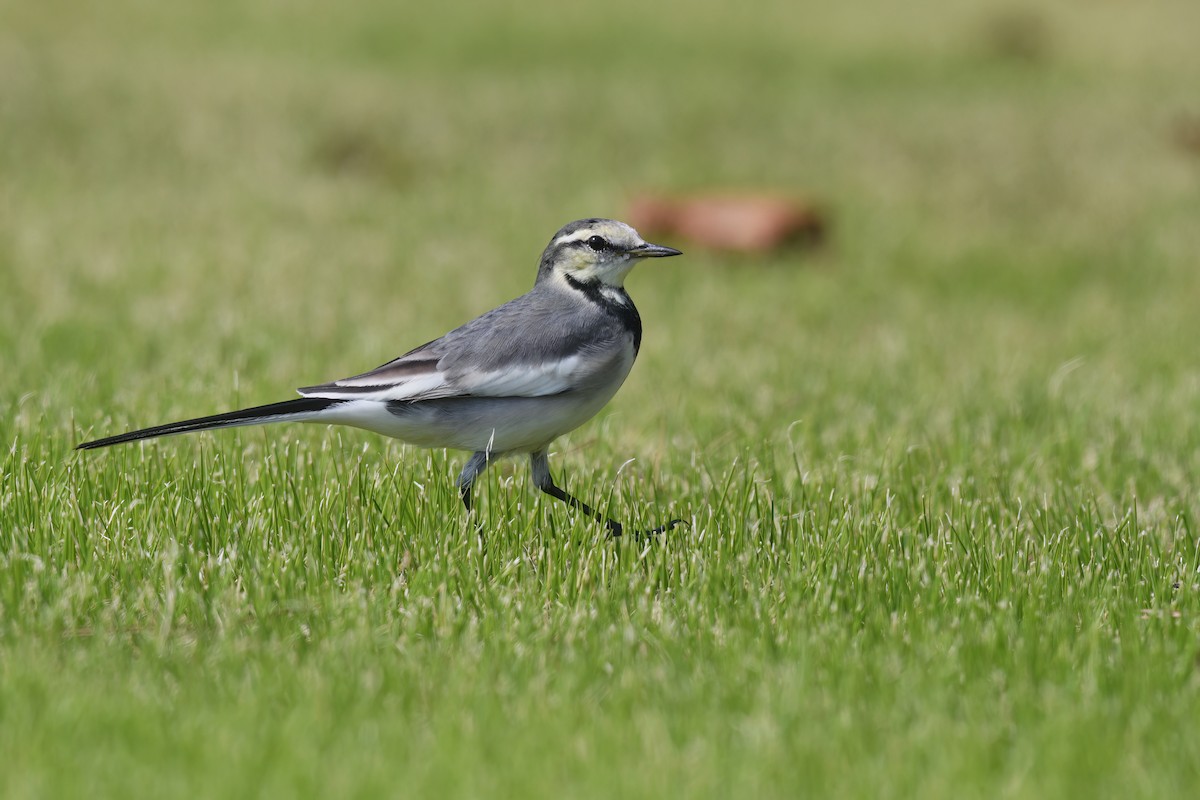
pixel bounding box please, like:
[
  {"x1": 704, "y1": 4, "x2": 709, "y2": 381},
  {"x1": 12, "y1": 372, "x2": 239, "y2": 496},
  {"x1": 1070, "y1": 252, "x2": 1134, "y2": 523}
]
[{"x1": 552, "y1": 230, "x2": 596, "y2": 246}]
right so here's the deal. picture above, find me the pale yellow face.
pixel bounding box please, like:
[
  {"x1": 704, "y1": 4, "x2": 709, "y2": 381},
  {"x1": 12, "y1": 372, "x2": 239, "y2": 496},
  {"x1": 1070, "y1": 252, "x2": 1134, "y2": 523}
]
[{"x1": 548, "y1": 220, "x2": 648, "y2": 287}]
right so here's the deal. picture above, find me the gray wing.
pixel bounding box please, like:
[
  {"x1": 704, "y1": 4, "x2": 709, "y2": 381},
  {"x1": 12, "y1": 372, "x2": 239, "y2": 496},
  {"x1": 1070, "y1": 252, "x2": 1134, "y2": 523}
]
[{"x1": 299, "y1": 290, "x2": 626, "y2": 402}]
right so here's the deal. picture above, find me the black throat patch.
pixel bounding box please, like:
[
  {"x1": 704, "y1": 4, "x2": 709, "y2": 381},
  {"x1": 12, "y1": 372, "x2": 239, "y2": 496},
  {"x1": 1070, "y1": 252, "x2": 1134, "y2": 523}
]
[{"x1": 563, "y1": 274, "x2": 643, "y2": 353}]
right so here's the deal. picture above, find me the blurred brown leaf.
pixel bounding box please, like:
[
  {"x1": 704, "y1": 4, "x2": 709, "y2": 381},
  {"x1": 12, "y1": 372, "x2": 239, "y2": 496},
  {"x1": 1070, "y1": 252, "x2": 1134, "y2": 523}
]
[{"x1": 629, "y1": 192, "x2": 827, "y2": 254}]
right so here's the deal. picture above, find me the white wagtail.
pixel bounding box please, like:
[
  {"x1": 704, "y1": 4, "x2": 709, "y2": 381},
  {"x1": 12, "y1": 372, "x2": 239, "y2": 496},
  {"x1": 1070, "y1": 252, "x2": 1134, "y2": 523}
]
[{"x1": 78, "y1": 219, "x2": 683, "y2": 538}]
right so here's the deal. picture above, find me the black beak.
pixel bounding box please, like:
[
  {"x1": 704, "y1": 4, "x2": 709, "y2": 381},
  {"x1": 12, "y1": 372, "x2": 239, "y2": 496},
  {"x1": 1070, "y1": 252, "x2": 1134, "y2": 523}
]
[{"x1": 626, "y1": 242, "x2": 683, "y2": 258}]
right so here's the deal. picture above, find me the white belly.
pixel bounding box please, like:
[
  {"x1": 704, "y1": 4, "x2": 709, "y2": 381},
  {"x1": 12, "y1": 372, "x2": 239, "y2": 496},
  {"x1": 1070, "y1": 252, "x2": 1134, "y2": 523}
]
[{"x1": 318, "y1": 347, "x2": 635, "y2": 454}]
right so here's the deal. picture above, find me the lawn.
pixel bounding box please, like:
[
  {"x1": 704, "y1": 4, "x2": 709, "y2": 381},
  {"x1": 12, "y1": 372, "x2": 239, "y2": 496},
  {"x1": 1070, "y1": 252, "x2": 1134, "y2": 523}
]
[{"x1": 3, "y1": 0, "x2": 1200, "y2": 796}]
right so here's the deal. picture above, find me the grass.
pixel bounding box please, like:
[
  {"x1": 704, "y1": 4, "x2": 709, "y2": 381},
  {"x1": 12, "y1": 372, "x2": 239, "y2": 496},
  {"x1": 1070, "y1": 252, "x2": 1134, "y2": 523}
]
[{"x1": 3, "y1": 0, "x2": 1200, "y2": 796}]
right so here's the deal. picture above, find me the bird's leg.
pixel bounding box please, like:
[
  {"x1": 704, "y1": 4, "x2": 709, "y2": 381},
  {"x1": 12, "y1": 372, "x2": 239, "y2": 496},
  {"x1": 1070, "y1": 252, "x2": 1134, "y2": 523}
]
[
  {"x1": 529, "y1": 451, "x2": 683, "y2": 541},
  {"x1": 457, "y1": 451, "x2": 493, "y2": 524}
]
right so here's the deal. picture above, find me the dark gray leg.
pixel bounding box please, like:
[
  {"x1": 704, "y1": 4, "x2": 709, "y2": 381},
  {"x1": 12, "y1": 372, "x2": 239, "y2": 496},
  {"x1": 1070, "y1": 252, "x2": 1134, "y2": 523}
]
[
  {"x1": 457, "y1": 451, "x2": 492, "y2": 513},
  {"x1": 529, "y1": 450, "x2": 682, "y2": 540}
]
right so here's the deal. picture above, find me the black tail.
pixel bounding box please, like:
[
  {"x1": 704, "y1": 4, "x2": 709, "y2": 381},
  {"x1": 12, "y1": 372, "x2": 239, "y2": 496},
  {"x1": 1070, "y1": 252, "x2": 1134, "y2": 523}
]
[{"x1": 76, "y1": 397, "x2": 345, "y2": 450}]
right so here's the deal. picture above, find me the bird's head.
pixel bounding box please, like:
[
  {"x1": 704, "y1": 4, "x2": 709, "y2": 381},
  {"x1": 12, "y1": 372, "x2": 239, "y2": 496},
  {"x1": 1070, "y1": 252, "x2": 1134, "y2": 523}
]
[{"x1": 537, "y1": 218, "x2": 682, "y2": 288}]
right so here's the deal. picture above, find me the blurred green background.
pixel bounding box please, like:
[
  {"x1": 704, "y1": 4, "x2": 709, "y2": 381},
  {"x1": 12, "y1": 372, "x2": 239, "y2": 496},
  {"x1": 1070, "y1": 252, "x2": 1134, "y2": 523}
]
[
  {"x1": 3, "y1": 0, "x2": 1200, "y2": 797},
  {"x1": 4, "y1": 0, "x2": 1199, "y2": 449}
]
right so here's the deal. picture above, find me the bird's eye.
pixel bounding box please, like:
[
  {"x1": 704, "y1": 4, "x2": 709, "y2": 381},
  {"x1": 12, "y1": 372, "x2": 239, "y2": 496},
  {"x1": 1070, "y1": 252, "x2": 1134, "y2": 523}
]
[{"x1": 586, "y1": 235, "x2": 609, "y2": 252}]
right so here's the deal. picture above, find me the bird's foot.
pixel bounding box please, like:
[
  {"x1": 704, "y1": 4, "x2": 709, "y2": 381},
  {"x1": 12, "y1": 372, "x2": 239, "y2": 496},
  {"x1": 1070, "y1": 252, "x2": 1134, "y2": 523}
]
[{"x1": 606, "y1": 518, "x2": 688, "y2": 543}]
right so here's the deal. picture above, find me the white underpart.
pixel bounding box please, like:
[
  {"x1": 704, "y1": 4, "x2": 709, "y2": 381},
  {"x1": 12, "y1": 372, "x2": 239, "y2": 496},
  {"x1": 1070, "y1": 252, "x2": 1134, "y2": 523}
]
[{"x1": 306, "y1": 342, "x2": 636, "y2": 453}]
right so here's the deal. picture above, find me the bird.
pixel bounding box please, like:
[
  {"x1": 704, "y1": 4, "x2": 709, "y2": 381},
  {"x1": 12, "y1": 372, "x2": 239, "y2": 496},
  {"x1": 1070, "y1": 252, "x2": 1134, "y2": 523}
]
[{"x1": 77, "y1": 218, "x2": 684, "y2": 538}]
